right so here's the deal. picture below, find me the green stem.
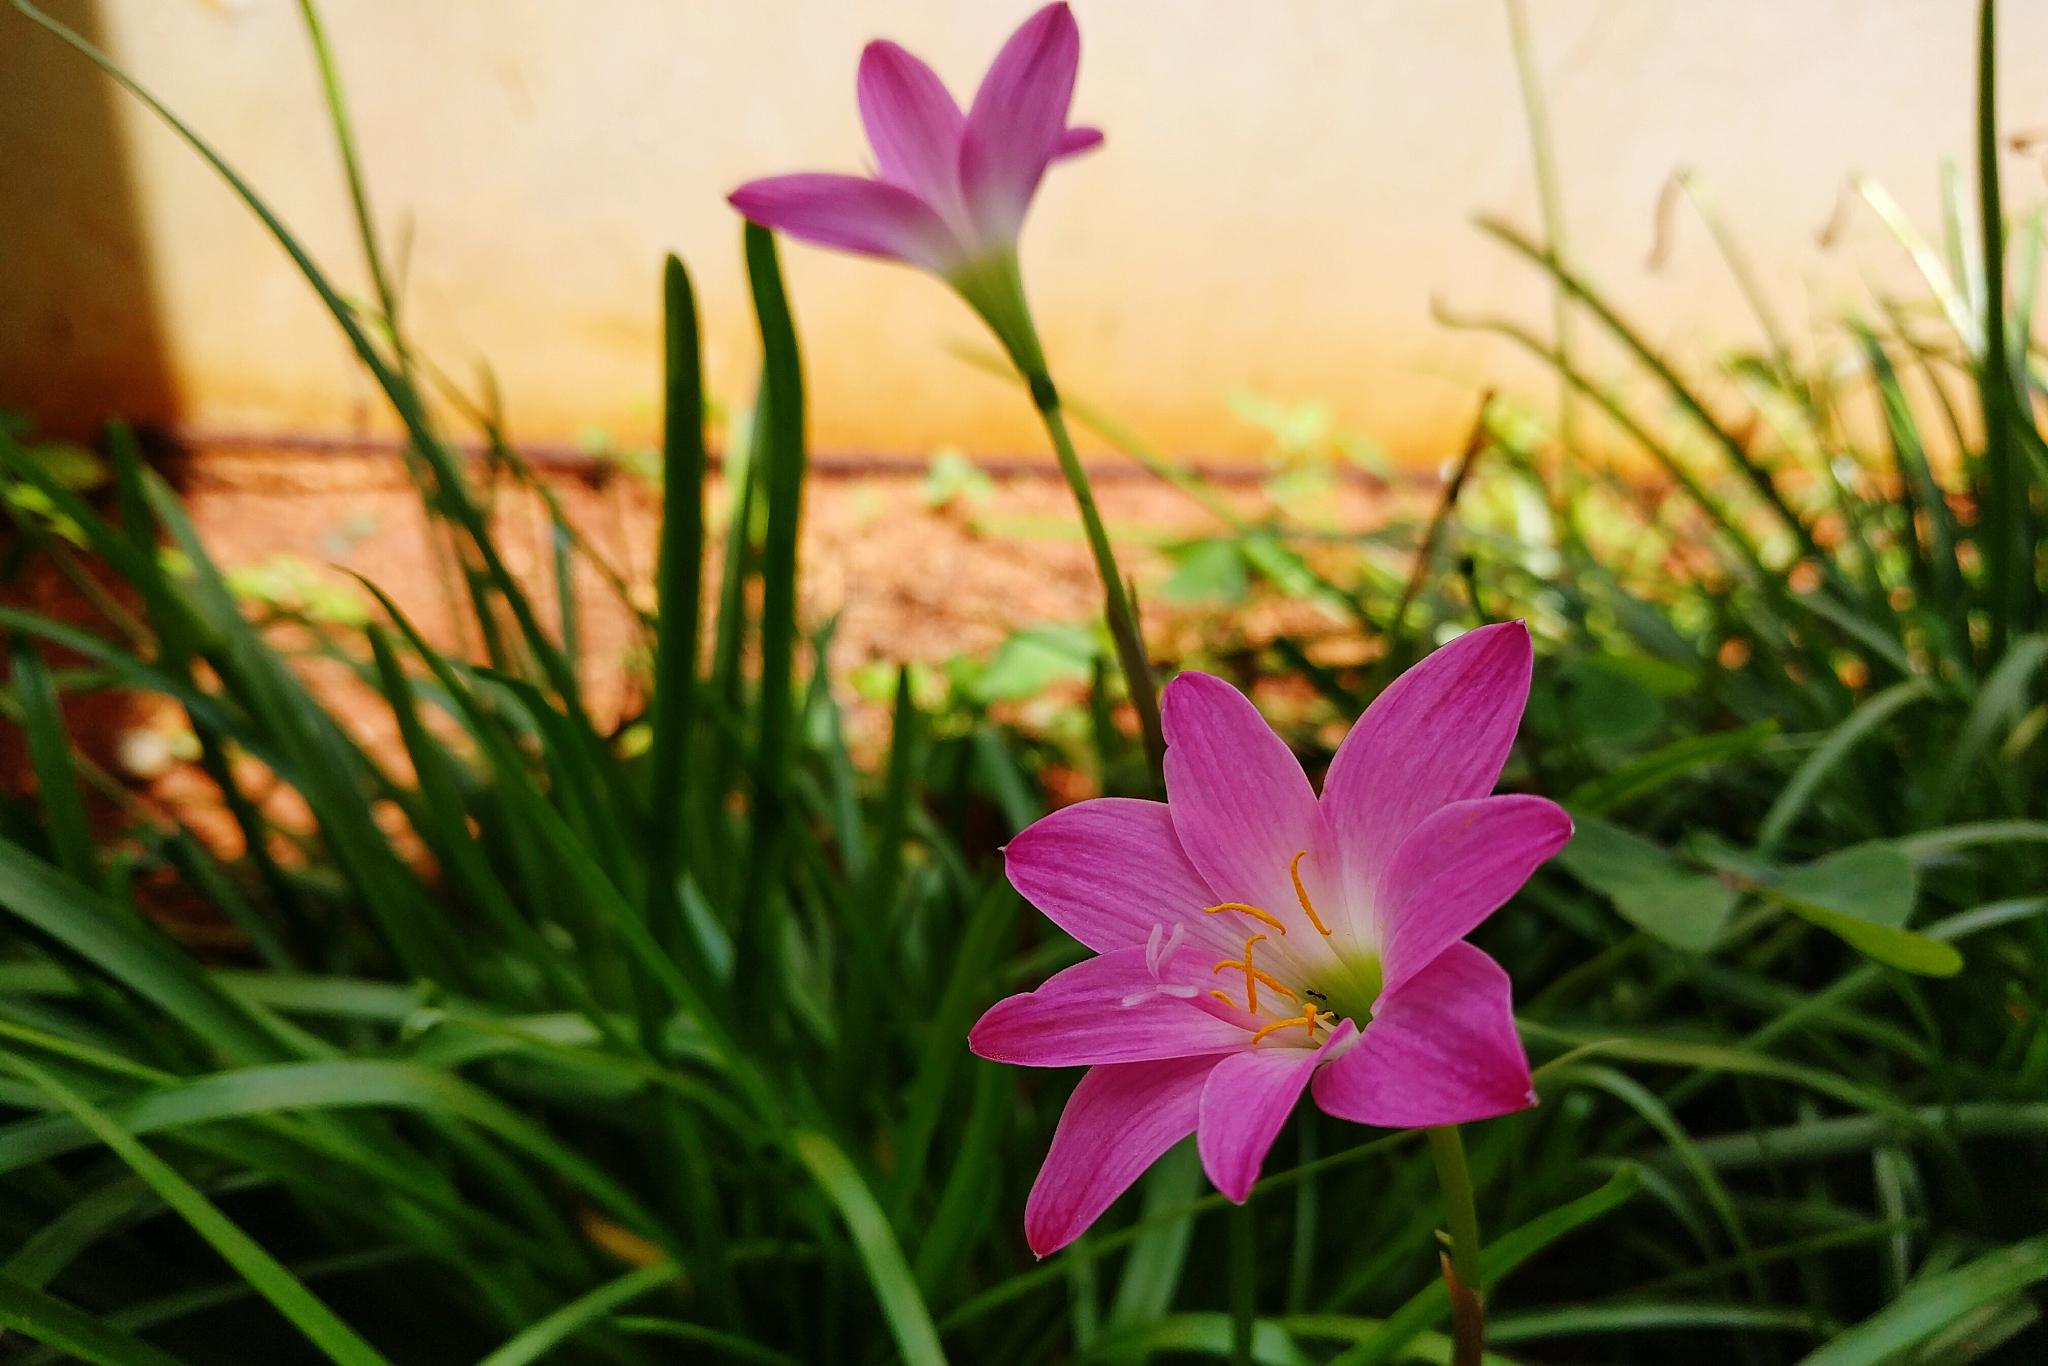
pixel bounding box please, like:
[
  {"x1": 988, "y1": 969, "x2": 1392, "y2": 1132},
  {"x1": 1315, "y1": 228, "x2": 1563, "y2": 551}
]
[
  {"x1": 1977, "y1": 0, "x2": 2025, "y2": 657},
  {"x1": 1229, "y1": 1197, "x2": 1256, "y2": 1366},
  {"x1": 1031, "y1": 391, "x2": 1166, "y2": 788},
  {"x1": 1426, "y1": 1126, "x2": 1485, "y2": 1366},
  {"x1": 959, "y1": 249, "x2": 1165, "y2": 789}
]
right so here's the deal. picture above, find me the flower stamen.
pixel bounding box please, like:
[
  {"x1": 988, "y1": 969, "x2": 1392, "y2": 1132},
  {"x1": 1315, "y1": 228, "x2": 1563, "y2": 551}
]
[
  {"x1": 1202, "y1": 901, "x2": 1287, "y2": 933},
  {"x1": 1211, "y1": 933, "x2": 1296, "y2": 1013},
  {"x1": 1289, "y1": 850, "x2": 1334, "y2": 936},
  {"x1": 1251, "y1": 1000, "x2": 1336, "y2": 1045}
]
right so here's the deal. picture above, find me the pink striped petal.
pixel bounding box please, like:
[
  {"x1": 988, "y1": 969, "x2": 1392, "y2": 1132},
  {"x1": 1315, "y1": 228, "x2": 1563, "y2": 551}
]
[
  {"x1": 1161, "y1": 672, "x2": 1328, "y2": 939},
  {"x1": 1378, "y1": 796, "x2": 1572, "y2": 994},
  {"x1": 1197, "y1": 1021, "x2": 1355, "y2": 1202},
  {"x1": 959, "y1": 2, "x2": 1081, "y2": 244},
  {"x1": 857, "y1": 40, "x2": 966, "y2": 215},
  {"x1": 1310, "y1": 942, "x2": 1534, "y2": 1129},
  {"x1": 1005, "y1": 798, "x2": 1240, "y2": 958},
  {"x1": 1026, "y1": 1055, "x2": 1217, "y2": 1256},
  {"x1": 1054, "y1": 125, "x2": 1104, "y2": 159},
  {"x1": 969, "y1": 947, "x2": 1250, "y2": 1067},
  {"x1": 728, "y1": 174, "x2": 959, "y2": 271},
  {"x1": 1320, "y1": 622, "x2": 1535, "y2": 903}
]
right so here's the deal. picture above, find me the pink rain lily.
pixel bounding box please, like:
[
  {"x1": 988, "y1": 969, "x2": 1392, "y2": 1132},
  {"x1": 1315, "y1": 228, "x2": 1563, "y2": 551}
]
[
  {"x1": 970, "y1": 622, "x2": 1572, "y2": 1256},
  {"x1": 728, "y1": 3, "x2": 1101, "y2": 369}
]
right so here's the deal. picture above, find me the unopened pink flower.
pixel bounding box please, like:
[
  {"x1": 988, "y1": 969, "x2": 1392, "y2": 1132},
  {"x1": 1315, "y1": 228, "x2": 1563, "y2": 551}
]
[
  {"x1": 970, "y1": 622, "x2": 1572, "y2": 1257},
  {"x1": 728, "y1": 3, "x2": 1101, "y2": 367}
]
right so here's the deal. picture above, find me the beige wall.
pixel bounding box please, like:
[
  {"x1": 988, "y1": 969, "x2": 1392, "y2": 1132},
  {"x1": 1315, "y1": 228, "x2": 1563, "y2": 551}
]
[{"x1": 5, "y1": 1, "x2": 2044, "y2": 462}]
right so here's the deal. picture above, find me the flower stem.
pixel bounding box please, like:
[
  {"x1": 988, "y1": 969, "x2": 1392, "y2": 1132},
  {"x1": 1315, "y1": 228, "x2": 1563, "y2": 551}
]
[
  {"x1": 1030, "y1": 386, "x2": 1166, "y2": 788},
  {"x1": 1426, "y1": 1125, "x2": 1485, "y2": 1366},
  {"x1": 1228, "y1": 1196, "x2": 1256, "y2": 1366}
]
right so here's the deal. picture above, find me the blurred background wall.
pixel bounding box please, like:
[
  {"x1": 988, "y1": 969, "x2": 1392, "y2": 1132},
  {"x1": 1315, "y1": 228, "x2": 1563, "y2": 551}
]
[{"x1": 4, "y1": 0, "x2": 2044, "y2": 464}]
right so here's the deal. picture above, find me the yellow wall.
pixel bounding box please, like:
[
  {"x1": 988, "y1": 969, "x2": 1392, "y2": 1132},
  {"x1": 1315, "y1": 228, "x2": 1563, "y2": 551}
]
[{"x1": 5, "y1": 1, "x2": 2043, "y2": 461}]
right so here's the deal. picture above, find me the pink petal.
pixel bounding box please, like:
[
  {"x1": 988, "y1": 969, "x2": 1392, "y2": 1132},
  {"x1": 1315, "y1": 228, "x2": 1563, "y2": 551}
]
[
  {"x1": 1378, "y1": 795, "x2": 1572, "y2": 994},
  {"x1": 1026, "y1": 1055, "x2": 1216, "y2": 1256},
  {"x1": 1161, "y1": 672, "x2": 1328, "y2": 941},
  {"x1": 969, "y1": 947, "x2": 1250, "y2": 1067},
  {"x1": 1310, "y1": 942, "x2": 1534, "y2": 1129},
  {"x1": 857, "y1": 40, "x2": 967, "y2": 215},
  {"x1": 1197, "y1": 1021, "x2": 1355, "y2": 1202},
  {"x1": 1053, "y1": 125, "x2": 1104, "y2": 159},
  {"x1": 728, "y1": 174, "x2": 959, "y2": 271},
  {"x1": 1320, "y1": 622, "x2": 1535, "y2": 903},
  {"x1": 1005, "y1": 797, "x2": 1241, "y2": 958},
  {"x1": 958, "y1": 2, "x2": 1081, "y2": 245}
]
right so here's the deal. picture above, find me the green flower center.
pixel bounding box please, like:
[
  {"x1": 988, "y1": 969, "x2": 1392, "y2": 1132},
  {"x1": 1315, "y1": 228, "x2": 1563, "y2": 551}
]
[{"x1": 1200, "y1": 849, "x2": 1382, "y2": 1044}]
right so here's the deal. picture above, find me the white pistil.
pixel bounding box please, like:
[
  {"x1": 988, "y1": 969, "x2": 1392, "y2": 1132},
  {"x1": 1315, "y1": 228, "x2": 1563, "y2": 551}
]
[{"x1": 1123, "y1": 922, "x2": 1199, "y2": 1008}]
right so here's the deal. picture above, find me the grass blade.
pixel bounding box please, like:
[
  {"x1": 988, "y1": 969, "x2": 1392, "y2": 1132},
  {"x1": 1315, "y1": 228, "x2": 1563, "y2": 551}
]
[
  {"x1": 0, "y1": 1272, "x2": 197, "y2": 1366},
  {"x1": 1797, "y1": 1233, "x2": 2048, "y2": 1364},
  {"x1": 645, "y1": 253, "x2": 709, "y2": 932},
  {"x1": 1329, "y1": 1166, "x2": 1640, "y2": 1366},
  {"x1": 0, "y1": 836, "x2": 289, "y2": 1064},
  {"x1": 1975, "y1": 0, "x2": 2029, "y2": 653},
  {"x1": 4, "y1": 1057, "x2": 394, "y2": 1366},
  {"x1": 792, "y1": 1131, "x2": 948, "y2": 1366},
  {"x1": 475, "y1": 1262, "x2": 680, "y2": 1366},
  {"x1": 1756, "y1": 679, "x2": 1934, "y2": 855},
  {"x1": 734, "y1": 224, "x2": 808, "y2": 988},
  {"x1": 7, "y1": 638, "x2": 97, "y2": 886}
]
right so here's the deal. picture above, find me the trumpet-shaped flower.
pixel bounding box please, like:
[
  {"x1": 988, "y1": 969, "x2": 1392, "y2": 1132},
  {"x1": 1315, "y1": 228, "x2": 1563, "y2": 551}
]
[
  {"x1": 728, "y1": 3, "x2": 1101, "y2": 369},
  {"x1": 970, "y1": 622, "x2": 1572, "y2": 1256}
]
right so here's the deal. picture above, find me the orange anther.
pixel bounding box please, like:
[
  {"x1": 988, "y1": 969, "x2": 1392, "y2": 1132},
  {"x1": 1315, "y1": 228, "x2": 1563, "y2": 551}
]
[
  {"x1": 1251, "y1": 1001, "x2": 1334, "y2": 1045},
  {"x1": 1290, "y1": 850, "x2": 1334, "y2": 936},
  {"x1": 1203, "y1": 901, "x2": 1287, "y2": 933},
  {"x1": 1211, "y1": 933, "x2": 1297, "y2": 1013}
]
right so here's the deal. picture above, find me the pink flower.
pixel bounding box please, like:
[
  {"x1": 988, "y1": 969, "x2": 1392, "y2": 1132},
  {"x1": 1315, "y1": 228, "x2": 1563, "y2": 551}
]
[
  {"x1": 969, "y1": 622, "x2": 1572, "y2": 1256},
  {"x1": 728, "y1": 3, "x2": 1102, "y2": 367}
]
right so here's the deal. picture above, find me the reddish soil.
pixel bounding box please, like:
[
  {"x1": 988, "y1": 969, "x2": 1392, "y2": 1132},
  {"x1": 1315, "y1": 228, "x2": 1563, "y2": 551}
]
[
  {"x1": 6, "y1": 444, "x2": 1420, "y2": 866},
  {"x1": 167, "y1": 444, "x2": 1412, "y2": 718}
]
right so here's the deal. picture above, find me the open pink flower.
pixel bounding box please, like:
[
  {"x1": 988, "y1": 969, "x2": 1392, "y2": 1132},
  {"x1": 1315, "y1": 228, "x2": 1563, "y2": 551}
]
[
  {"x1": 728, "y1": 3, "x2": 1101, "y2": 366},
  {"x1": 970, "y1": 622, "x2": 1571, "y2": 1256}
]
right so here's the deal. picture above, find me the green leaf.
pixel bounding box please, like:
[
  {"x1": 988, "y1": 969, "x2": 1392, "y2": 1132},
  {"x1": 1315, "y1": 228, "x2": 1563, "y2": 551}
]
[
  {"x1": 0, "y1": 1271, "x2": 197, "y2": 1366},
  {"x1": 1564, "y1": 721, "x2": 1778, "y2": 816},
  {"x1": 792, "y1": 1131, "x2": 947, "y2": 1366},
  {"x1": 1076, "y1": 1312, "x2": 1319, "y2": 1365},
  {"x1": 1329, "y1": 1167, "x2": 1640, "y2": 1366},
  {"x1": 1107, "y1": 1141, "x2": 1202, "y2": 1332},
  {"x1": 1490, "y1": 1301, "x2": 1817, "y2": 1344},
  {"x1": 5, "y1": 1058, "x2": 394, "y2": 1366},
  {"x1": 1755, "y1": 679, "x2": 1935, "y2": 855},
  {"x1": 7, "y1": 638, "x2": 97, "y2": 887},
  {"x1": 1531, "y1": 653, "x2": 1694, "y2": 745},
  {"x1": 0, "y1": 1059, "x2": 668, "y2": 1252},
  {"x1": 1159, "y1": 539, "x2": 1251, "y2": 605},
  {"x1": 1927, "y1": 635, "x2": 2048, "y2": 821},
  {"x1": 1759, "y1": 842, "x2": 1959, "y2": 975},
  {"x1": 970, "y1": 624, "x2": 1098, "y2": 703},
  {"x1": 1775, "y1": 900, "x2": 1962, "y2": 977},
  {"x1": 474, "y1": 1262, "x2": 681, "y2": 1366},
  {"x1": 646, "y1": 251, "x2": 709, "y2": 932},
  {"x1": 0, "y1": 835, "x2": 290, "y2": 1065},
  {"x1": 1797, "y1": 1234, "x2": 2048, "y2": 1365},
  {"x1": 920, "y1": 449, "x2": 995, "y2": 509},
  {"x1": 734, "y1": 222, "x2": 807, "y2": 988},
  {"x1": 1775, "y1": 842, "x2": 1918, "y2": 930},
  {"x1": 1555, "y1": 814, "x2": 1736, "y2": 951}
]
